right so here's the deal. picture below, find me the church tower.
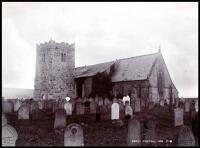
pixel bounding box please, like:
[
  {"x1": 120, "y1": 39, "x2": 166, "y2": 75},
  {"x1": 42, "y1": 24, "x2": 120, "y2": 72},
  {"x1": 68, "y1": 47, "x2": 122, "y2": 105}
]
[{"x1": 34, "y1": 39, "x2": 75, "y2": 100}]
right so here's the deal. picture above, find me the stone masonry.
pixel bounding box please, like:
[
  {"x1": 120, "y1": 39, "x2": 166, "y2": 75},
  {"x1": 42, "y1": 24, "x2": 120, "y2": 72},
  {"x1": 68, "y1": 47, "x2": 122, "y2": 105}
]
[{"x1": 34, "y1": 40, "x2": 75, "y2": 100}]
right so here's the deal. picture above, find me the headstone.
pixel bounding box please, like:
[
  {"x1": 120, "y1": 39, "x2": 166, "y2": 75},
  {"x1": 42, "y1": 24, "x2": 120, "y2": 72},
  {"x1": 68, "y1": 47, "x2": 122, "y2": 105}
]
[
  {"x1": 76, "y1": 103, "x2": 85, "y2": 115},
  {"x1": 135, "y1": 99, "x2": 141, "y2": 112},
  {"x1": 2, "y1": 124, "x2": 18, "y2": 146},
  {"x1": 18, "y1": 105, "x2": 29, "y2": 120},
  {"x1": 185, "y1": 101, "x2": 190, "y2": 112},
  {"x1": 64, "y1": 102, "x2": 73, "y2": 115},
  {"x1": 14, "y1": 99, "x2": 22, "y2": 112},
  {"x1": 195, "y1": 100, "x2": 198, "y2": 112},
  {"x1": 3, "y1": 101, "x2": 13, "y2": 113},
  {"x1": 2, "y1": 113, "x2": 7, "y2": 126},
  {"x1": 125, "y1": 105, "x2": 133, "y2": 118},
  {"x1": 30, "y1": 101, "x2": 39, "y2": 114},
  {"x1": 174, "y1": 108, "x2": 184, "y2": 126},
  {"x1": 160, "y1": 99, "x2": 164, "y2": 107},
  {"x1": 38, "y1": 100, "x2": 44, "y2": 110},
  {"x1": 127, "y1": 119, "x2": 141, "y2": 146},
  {"x1": 111, "y1": 102, "x2": 119, "y2": 120},
  {"x1": 64, "y1": 123, "x2": 84, "y2": 146},
  {"x1": 90, "y1": 101, "x2": 97, "y2": 114},
  {"x1": 104, "y1": 98, "x2": 111, "y2": 106},
  {"x1": 178, "y1": 125, "x2": 195, "y2": 146},
  {"x1": 98, "y1": 97, "x2": 104, "y2": 106},
  {"x1": 54, "y1": 109, "x2": 66, "y2": 129},
  {"x1": 144, "y1": 119, "x2": 157, "y2": 146}
]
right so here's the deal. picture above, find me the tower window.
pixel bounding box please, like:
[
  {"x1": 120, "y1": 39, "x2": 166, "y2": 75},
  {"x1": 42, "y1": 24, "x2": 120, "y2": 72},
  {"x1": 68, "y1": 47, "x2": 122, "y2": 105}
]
[
  {"x1": 42, "y1": 54, "x2": 45, "y2": 62},
  {"x1": 61, "y1": 53, "x2": 66, "y2": 62}
]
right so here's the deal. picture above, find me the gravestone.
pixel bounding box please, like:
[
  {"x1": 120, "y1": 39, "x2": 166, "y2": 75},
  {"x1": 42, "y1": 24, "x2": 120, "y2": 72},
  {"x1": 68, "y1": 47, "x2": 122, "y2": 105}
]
[
  {"x1": 64, "y1": 123, "x2": 84, "y2": 146},
  {"x1": 111, "y1": 102, "x2": 119, "y2": 120},
  {"x1": 3, "y1": 101, "x2": 13, "y2": 113},
  {"x1": 2, "y1": 124, "x2": 18, "y2": 146},
  {"x1": 159, "y1": 99, "x2": 164, "y2": 107},
  {"x1": 18, "y1": 105, "x2": 29, "y2": 120},
  {"x1": 98, "y1": 97, "x2": 104, "y2": 106},
  {"x1": 127, "y1": 119, "x2": 141, "y2": 146},
  {"x1": 174, "y1": 108, "x2": 184, "y2": 126},
  {"x1": 64, "y1": 102, "x2": 73, "y2": 115},
  {"x1": 14, "y1": 99, "x2": 22, "y2": 112},
  {"x1": 178, "y1": 125, "x2": 195, "y2": 146},
  {"x1": 90, "y1": 101, "x2": 97, "y2": 114},
  {"x1": 38, "y1": 100, "x2": 44, "y2": 110},
  {"x1": 54, "y1": 109, "x2": 66, "y2": 129},
  {"x1": 76, "y1": 103, "x2": 85, "y2": 115},
  {"x1": 135, "y1": 99, "x2": 141, "y2": 112},
  {"x1": 2, "y1": 113, "x2": 7, "y2": 126},
  {"x1": 144, "y1": 119, "x2": 157, "y2": 146},
  {"x1": 195, "y1": 100, "x2": 198, "y2": 112},
  {"x1": 185, "y1": 101, "x2": 190, "y2": 112},
  {"x1": 30, "y1": 101, "x2": 39, "y2": 114},
  {"x1": 125, "y1": 105, "x2": 133, "y2": 118},
  {"x1": 104, "y1": 98, "x2": 110, "y2": 106}
]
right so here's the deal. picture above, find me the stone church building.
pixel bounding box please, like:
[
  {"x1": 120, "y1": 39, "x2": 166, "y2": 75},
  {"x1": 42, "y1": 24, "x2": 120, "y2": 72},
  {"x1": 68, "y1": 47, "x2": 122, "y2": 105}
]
[{"x1": 34, "y1": 40, "x2": 178, "y2": 104}]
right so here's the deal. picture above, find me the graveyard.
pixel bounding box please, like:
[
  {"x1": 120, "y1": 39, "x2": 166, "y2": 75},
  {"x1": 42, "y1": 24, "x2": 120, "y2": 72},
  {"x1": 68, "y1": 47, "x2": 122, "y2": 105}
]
[{"x1": 2, "y1": 98, "x2": 199, "y2": 146}]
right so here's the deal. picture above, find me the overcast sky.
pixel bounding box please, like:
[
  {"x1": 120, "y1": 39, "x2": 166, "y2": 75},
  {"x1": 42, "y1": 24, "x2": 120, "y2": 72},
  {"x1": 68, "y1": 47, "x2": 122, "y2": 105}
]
[{"x1": 2, "y1": 2, "x2": 198, "y2": 98}]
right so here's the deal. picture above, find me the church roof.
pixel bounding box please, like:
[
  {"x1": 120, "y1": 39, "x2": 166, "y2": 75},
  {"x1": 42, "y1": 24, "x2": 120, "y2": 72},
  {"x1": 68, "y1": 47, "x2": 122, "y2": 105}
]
[{"x1": 75, "y1": 52, "x2": 160, "y2": 82}]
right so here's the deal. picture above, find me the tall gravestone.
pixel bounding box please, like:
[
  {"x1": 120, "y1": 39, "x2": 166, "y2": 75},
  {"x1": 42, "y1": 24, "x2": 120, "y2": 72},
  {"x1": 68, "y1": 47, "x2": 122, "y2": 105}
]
[
  {"x1": 135, "y1": 99, "x2": 141, "y2": 112},
  {"x1": 2, "y1": 124, "x2": 18, "y2": 146},
  {"x1": 14, "y1": 99, "x2": 22, "y2": 112},
  {"x1": 18, "y1": 105, "x2": 29, "y2": 120},
  {"x1": 3, "y1": 101, "x2": 13, "y2": 113},
  {"x1": 90, "y1": 100, "x2": 97, "y2": 114},
  {"x1": 54, "y1": 109, "x2": 66, "y2": 130},
  {"x1": 178, "y1": 125, "x2": 195, "y2": 146},
  {"x1": 111, "y1": 101, "x2": 119, "y2": 120},
  {"x1": 174, "y1": 108, "x2": 184, "y2": 126},
  {"x1": 144, "y1": 119, "x2": 157, "y2": 146},
  {"x1": 195, "y1": 100, "x2": 198, "y2": 112},
  {"x1": 64, "y1": 102, "x2": 73, "y2": 115},
  {"x1": 64, "y1": 123, "x2": 84, "y2": 146},
  {"x1": 125, "y1": 105, "x2": 133, "y2": 119},
  {"x1": 127, "y1": 119, "x2": 141, "y2": 146}
]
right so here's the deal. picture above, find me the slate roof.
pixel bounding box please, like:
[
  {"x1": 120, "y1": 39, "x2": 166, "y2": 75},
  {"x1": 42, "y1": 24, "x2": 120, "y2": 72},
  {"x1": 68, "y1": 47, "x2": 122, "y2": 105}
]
[{"x1": 75, "y1": 52, "x2": 160, "y2": 82}]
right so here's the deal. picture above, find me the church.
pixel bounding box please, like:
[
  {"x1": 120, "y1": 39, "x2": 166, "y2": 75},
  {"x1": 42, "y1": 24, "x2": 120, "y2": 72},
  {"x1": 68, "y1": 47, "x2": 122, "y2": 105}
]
[{"x1": 34, "y1": 40, "x2": 178, "y2": 105}]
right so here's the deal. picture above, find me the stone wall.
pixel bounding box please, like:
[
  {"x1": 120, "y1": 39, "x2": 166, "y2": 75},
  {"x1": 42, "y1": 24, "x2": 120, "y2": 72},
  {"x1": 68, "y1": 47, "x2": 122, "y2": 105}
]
[{"x1": 34, "y1": 40, "x2": 75, "y2": 100}]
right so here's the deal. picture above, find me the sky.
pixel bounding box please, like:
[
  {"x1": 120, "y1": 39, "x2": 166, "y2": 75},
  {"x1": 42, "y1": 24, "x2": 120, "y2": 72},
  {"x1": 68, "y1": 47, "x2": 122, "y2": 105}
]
[{"x1": 2, "y1": 2, "x2": 198, "y2": 98}]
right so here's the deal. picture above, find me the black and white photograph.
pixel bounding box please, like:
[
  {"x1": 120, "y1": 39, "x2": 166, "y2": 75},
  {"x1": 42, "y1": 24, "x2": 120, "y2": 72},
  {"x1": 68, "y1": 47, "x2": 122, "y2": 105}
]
[{"x1": 2, "y1": 2, "x2": 198, "y2": 146}]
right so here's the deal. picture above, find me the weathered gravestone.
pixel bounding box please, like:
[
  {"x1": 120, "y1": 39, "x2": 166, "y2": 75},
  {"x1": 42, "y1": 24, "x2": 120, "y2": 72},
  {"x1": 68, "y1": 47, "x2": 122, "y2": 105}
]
[
  {"x1": 178, "y1": 125, "x2": 195, "y2": 146},
  {"x1": 2, "y1": 124, "x2": 18, "y2": 146},
  {"x1": 135, "y1": 99, "x2": 141, "y2": 112},
  {"x1": 3, "y1": 101, "x2": 13, "y2": 113},
  {"x1": 64, "y1": 102, "x2": 73, "y2": 115},
  {"x1": 144, "y1": 119, "x2": 157, "y2": 146},
  {"x1": 64, "y1": 123, "x2": 84, "y2": 146},
  {"x1": 14, "y1": 99, "x2": 22, "y2": 112},
  {"x1": 127, "y1": 119, "x2": 141, "y2": 146},
  {"x1": 111, "y1": 101, "x2": 119, "y2": 120},
  {"x1": 98, "y1": 97, "x2": 104, "y2": 106},
  {"x1": 18, "y1": 105, "x2": 29, "y2": 120},
  {"x1": 159, "y1": 99, "x2": 165, "y2": 107},
  {"x1": 54, "y1": 109, "x2": 66, "y2": 130},
  {"x1": 90, "y1": 100, "x2": 97, "y2": 114},
  {"x1": 76, "y1": 102, "x2": 85, "y2": 115},
  {"x1": 125, "y1": 105, "x2": 133, "y2": 119},
  {"x1": 185, "y1": 101, "x2": 190, "y2": 112},
  {"x1": 38, "y1": 100, "x2": 44, "y2": 110},
  {"x1": 2, "y1": 113, "x2": 7, "y2": 126},
  {"x1": 174, "y1": 108, "x2": 184, "y2": 126},
  {"x1": 195, "y1": 100, "x2": 198, "y2": 112}
]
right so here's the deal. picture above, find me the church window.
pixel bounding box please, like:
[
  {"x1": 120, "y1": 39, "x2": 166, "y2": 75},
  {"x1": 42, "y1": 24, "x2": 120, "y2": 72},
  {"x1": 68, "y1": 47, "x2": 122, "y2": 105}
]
[{"x1": 61, "y1": 53, "x2": 66, "y2": 62}]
